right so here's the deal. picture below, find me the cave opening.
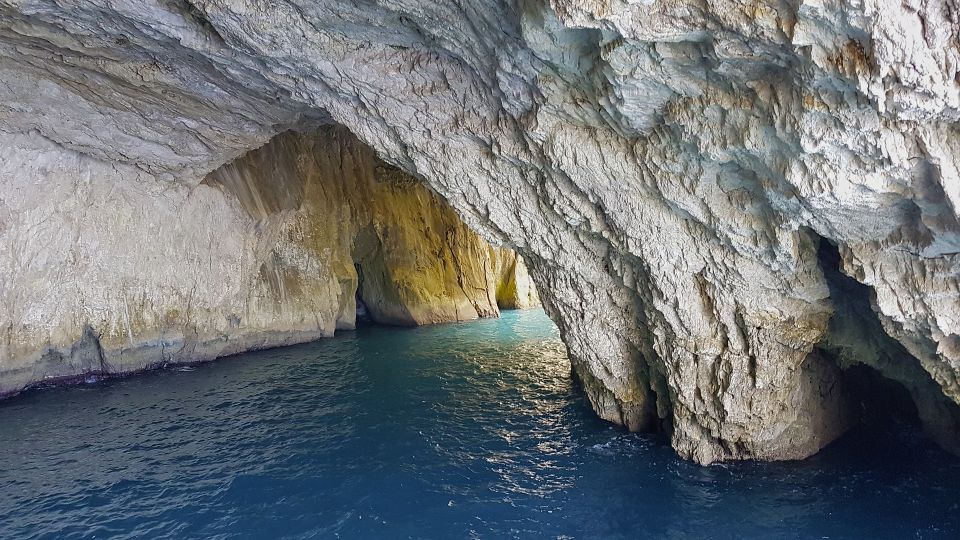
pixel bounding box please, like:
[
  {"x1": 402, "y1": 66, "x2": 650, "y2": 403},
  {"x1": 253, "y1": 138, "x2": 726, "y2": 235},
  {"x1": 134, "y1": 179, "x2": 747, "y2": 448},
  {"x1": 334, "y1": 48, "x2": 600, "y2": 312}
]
[
  {"x1": 840, "y1": 363, "x2": 919, "y2": 429},
  {"x1": 203, "y1": 126, "x2": 540, "y2": 333},
  {"x1": 354, "y1": 263, "x2": 371, "y2": 324},
  {"x1": 813, "y1": 233, "x2": 926, "y2": 439}
]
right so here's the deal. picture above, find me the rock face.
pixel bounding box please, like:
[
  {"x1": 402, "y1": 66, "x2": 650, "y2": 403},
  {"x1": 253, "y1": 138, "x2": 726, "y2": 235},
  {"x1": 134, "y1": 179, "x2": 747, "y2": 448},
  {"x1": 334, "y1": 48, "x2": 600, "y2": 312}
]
[
  {"x1": 0, "y1": 0, "x2": 958, "y2": 463},
  {"x1": 204, "y1": 127, "x2": 537, "y2": 327},
  {"x1": 0, "y1": 125, "x2": 537, "y2": 396}
]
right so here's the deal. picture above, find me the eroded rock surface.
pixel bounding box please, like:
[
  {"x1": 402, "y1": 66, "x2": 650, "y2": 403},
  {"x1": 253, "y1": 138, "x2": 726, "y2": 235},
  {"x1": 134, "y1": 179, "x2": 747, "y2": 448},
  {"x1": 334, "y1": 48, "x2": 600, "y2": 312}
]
[
  {"x1": 1, "y1": 0, "x2": 958, "y2": 462},
  {"x1": 0, "y1": 125, "x2": 536, "y2": 396}
]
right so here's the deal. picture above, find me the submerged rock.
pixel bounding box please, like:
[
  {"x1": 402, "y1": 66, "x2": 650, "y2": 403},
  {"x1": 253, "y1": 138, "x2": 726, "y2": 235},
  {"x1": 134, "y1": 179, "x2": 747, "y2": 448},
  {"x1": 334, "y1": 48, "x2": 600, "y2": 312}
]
[{"x1": 0, "y1": 0, "x2": 958, "y2": 462}]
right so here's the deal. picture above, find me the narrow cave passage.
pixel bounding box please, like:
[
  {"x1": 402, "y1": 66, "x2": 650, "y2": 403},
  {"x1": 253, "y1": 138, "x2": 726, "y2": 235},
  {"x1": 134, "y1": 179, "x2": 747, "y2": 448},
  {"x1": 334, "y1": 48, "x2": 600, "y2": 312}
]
[
  {"x1": 202, "y1": 125, "x2": 541, "y2": 334},
  {"x1": 353, "y1": 263, "x2": 371, "y2": 324},
  {"x1": 3, "y1": 121, "x2": 545, "y2": 401},
  {"x1": 840, "y1": 363, "x2": 919, "y2": 428},
  {"x1": 813, "y1": 234, "x2": 958, "y2": 447}
]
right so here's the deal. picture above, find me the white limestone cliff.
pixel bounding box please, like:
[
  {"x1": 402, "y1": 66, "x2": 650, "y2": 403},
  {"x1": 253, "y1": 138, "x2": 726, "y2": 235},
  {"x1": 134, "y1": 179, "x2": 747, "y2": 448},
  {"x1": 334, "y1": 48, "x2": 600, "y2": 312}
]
[{"x1": 0, "y1": 0, "x2": 958, "y2": 463}]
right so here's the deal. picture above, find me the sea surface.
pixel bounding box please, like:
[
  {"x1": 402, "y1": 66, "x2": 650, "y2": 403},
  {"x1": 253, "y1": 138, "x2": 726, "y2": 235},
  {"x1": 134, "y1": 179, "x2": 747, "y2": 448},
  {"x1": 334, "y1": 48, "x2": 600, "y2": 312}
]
[{"x1": 1, "y1": 309, "x2": 958, "y2": 539}]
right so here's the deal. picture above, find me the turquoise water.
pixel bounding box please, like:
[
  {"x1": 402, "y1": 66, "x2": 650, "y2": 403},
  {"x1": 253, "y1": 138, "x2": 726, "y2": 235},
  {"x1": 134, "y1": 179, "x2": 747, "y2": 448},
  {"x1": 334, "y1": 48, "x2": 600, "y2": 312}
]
[{"x1": 1, "y1": 309, "x2": 958, "y2": 539}]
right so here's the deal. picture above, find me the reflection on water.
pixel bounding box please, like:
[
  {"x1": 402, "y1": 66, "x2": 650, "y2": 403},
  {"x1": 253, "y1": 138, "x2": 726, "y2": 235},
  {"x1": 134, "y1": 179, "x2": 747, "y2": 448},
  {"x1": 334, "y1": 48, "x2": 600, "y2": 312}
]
[{"x1": 0, "y1": 310, "x2": 958, "y2": 538}]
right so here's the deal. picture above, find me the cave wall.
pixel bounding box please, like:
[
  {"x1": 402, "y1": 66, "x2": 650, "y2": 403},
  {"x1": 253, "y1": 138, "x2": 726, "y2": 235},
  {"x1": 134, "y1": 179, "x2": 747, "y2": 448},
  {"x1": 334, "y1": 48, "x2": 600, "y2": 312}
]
[
  {"x1": 203, "y1": 127, "x2": 537, "y2": 327},
  {"x1": 1, "y1": 0, "x2": 958, "y2": 463},
  {"x1": 0, "y1": 126, "x2": 537, "y2": 396}
]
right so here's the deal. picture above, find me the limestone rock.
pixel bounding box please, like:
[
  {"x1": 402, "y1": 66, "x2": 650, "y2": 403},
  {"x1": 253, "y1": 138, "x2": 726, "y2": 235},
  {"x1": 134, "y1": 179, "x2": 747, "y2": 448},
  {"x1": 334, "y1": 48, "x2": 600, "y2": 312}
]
[
  {"x1": 1, "y1": 0, "x2": 958, "y2": 462},
  {"x1": 0, "y1": 125, "x2": 537, "y2": 396}
]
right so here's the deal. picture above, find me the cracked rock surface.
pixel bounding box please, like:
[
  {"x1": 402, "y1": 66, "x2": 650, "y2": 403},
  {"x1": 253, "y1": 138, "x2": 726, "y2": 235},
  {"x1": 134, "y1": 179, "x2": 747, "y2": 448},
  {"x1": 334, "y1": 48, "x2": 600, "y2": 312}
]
[{"x1": 1, "y1": 0, "x2": 958, "y2": 463}]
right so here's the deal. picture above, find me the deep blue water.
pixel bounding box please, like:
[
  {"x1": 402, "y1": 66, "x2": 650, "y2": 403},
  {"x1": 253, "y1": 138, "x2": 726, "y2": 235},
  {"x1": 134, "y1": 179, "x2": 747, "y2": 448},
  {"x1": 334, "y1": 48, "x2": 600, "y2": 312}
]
[{"x1": 1, "y1": 309, "x2": 959, "y2": 539}]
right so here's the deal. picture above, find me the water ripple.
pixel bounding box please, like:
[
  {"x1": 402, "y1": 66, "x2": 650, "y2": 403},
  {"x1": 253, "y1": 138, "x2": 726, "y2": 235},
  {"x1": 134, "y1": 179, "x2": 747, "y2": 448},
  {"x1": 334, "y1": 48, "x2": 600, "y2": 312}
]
[{"x1": 0, "y1": 310, "x2": 958, "y2": 538}]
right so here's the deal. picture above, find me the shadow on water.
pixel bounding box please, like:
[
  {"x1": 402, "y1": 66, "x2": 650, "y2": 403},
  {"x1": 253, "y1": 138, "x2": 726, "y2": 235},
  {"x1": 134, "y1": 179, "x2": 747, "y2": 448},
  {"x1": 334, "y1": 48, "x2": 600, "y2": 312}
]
[{"x1": 0, "y1": 310, "x2": 958, "y2": 539}]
